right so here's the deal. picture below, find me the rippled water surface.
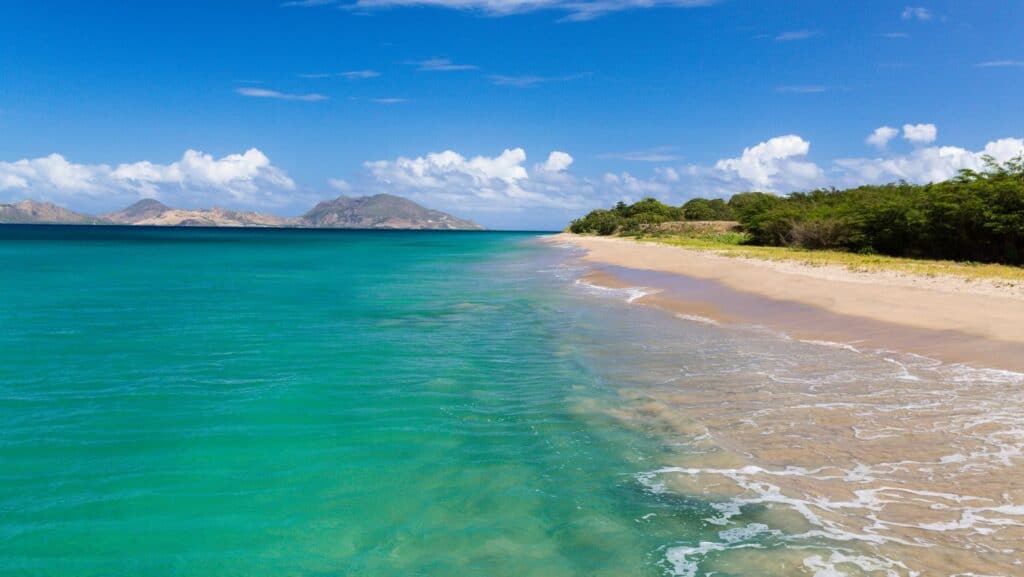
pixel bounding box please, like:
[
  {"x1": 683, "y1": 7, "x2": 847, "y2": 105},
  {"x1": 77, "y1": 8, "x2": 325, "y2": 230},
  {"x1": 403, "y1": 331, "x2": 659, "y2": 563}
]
[{"x1": 1, "y1": 226, "x2": 1021, "y2": 576}]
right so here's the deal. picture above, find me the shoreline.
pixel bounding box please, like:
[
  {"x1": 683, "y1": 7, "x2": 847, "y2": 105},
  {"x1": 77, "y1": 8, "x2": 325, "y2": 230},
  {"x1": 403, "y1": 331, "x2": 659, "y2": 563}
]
[{"x1": 552, "y1": 233, "x2": 1024, "y2": 372}]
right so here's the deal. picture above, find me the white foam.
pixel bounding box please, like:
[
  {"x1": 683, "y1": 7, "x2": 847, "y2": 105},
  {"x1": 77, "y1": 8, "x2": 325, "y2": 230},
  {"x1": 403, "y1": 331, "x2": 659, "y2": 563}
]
[
  {"x1": 574, "y1": 278, "x2": 657, "y2": 304},
  {"x1": 802, "y1": 551, "x2": 912, "y2": 577},
  {"x1": 665, "y1": 523, "x2": 774, "y2": 577},
  {"x1": 800, "y1": 339, "x2": 863, "y2": 353},
  {"x1": 674, "y1": 313, "x2": 721, "y2": 326}
]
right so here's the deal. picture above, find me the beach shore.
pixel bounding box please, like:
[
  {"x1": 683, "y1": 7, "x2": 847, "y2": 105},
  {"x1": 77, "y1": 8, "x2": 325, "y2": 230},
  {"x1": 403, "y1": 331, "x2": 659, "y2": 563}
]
[{"x1": 552, "y1": 233, "x2": 1024, "y2": 371}]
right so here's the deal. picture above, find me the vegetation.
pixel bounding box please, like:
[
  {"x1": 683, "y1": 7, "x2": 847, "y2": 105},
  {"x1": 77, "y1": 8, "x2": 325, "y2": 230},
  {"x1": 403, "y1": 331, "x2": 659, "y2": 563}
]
[
  {"x1": 569, "y1": 156, "x2": 1024, "y2": 266},
  {"x1": 682, "y1": 198, "x2": 733, "y2": 221}
]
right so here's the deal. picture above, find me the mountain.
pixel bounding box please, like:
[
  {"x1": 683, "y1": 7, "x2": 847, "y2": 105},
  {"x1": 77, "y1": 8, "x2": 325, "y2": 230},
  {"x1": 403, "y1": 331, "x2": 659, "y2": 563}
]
[
  {"x1": 0, "y1": 200, "x2": 104, "y2": 224},
  {"x1": 103, "y1": 199, "x2": 173, "y2": 224},
  {"x1": 103, "y1": 199, "x2": 289, "y2": 227},
  {"x1": 298, "y1": 194, "x2": 483, "y2": 230},
  {"x1": 1, "y1": 194, "x2": 483, "y2": 230},
  {"x1": 133, "y1": 208, "x2": 290, "y2": 227}
]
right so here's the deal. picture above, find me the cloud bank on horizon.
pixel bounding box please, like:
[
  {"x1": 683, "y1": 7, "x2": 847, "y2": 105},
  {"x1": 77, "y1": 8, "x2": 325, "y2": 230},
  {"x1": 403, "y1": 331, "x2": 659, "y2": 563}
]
[
  {"x1": 4, "y1": 125, "x2": 1022, "y2": 226},
  {"x1": 0, "y1": 149, "x2": 298, "y2": 210}
]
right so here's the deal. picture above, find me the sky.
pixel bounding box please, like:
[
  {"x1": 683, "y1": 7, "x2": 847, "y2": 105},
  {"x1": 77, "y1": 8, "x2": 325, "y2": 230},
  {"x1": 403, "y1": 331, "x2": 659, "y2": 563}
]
[{"x1": 0, "y1": 1, "x2": 1022, "y2": 230}]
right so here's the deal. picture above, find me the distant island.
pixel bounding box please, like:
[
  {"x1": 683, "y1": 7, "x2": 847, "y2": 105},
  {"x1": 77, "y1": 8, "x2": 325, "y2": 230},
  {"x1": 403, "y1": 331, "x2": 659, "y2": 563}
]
[{"x1": 0, "y1": 194, "x2": 483, "y2": 230}]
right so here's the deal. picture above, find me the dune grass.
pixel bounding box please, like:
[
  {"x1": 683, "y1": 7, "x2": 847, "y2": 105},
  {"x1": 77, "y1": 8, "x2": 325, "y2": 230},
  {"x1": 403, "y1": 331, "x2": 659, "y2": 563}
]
[{"x1": 624, "y1": 229, "x2": 1024, "y2": 284}]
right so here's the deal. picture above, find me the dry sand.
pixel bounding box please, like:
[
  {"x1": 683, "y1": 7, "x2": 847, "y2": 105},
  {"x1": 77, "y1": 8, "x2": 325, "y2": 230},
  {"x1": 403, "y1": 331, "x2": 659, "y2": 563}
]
[{"x1": 553, "y1": 233, "x2": 1024, "y2": 371}]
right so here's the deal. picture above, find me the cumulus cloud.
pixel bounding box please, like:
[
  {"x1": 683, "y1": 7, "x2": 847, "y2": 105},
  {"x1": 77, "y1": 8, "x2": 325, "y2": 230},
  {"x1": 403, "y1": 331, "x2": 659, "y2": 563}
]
[
  {"x1": 901, "y1": 6, "x2": 932, "y2": 21},
  {"x1": 328, "y1": 178, "x2": 352, "y2": 192},
  {"x1": 539, "y1": 151, "x2": 574, "y2": 173},
  {"x1": 235, "y1": 87, "x2": 327, "y2": 101},
  {"x1": 835, "y1": 138, "x2": 1024, "y2": 186},
  {"x1": 285, "y1": 0, "x2": 716, "y2": 21},
  {"x1": 0, "y1": 149, "x2": 295, "y2": 209},
  {"x1": 866, "y1": 126, "x2": 899, "y2": 149},
  {"x1": 713, "y1": 135, "x2": 823, "y2": 191},
  {"x1": 599, "y1": 171, "x2": 673, "y2": 196},
  {"x1": 352, "y1": 130, "x2": 1024, "y2": 227},
  {"x1": 902, "y1": 123, "x2": 937, "y2": 144},
  {"x1": 363, "y1": 148, "x2": 585, "y2": 210}
]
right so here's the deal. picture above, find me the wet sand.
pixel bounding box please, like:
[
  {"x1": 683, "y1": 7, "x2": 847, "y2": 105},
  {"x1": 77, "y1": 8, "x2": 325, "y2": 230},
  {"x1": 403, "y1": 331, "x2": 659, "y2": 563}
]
[{"x1": 552, "y1": 233, "x2": 1024, "y2": 576}]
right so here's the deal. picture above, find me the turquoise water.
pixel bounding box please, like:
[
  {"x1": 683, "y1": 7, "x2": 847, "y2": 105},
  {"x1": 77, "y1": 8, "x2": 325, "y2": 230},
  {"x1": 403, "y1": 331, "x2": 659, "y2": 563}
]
[
  {"x1": 2, "y1": 226, "x2": 1021, "y2": 576},
  {"x1": 0, "y1": 227, "x2": 680, "y2": 576}
]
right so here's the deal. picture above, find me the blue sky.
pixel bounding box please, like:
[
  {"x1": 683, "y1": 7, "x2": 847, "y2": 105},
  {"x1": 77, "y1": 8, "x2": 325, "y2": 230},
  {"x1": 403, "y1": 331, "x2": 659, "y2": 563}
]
[{"x1": 1, "y1": 1, "x2": 1022, "y2": 229}]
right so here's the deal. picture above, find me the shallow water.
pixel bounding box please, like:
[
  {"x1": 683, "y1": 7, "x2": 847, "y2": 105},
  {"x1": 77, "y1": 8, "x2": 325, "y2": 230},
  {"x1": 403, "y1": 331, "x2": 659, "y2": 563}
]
[{"x1": 1, "y1": 226, "x2": 1021, "y2": 576}]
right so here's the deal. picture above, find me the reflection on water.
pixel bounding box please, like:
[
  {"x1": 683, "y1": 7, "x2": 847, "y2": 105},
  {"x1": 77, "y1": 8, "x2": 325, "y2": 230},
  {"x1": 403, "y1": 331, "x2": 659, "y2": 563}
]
[{"x1": 555, "y1": 250, "x2": 1024, "y2": 577}]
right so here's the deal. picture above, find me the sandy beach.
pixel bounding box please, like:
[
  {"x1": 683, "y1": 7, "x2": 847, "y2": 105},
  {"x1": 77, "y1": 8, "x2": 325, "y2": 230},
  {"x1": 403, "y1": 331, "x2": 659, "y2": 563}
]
[
  {"x1": 551, "y1": 234, "x2": 1024, "y2": 576},
  {"x1": 553, "y1": 233, "x2": 1024, "y2": 371}
]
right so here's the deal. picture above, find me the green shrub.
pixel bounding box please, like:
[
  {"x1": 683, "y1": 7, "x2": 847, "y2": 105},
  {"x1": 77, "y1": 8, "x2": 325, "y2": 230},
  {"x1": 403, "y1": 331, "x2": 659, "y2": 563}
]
[
  {"x1": 682, "y1": 198, "x2": 733, "y2": 220},
  {"x1": 729, "y1": 156, "x2": 1024, "y2": 264},
  {"x1": 569, "y1": 156, "x2": 1024, "y2": 265}
]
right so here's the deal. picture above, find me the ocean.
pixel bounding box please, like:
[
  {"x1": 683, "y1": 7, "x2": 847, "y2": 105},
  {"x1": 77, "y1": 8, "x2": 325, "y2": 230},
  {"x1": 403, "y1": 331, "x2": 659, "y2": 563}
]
[{"x1": 2, "y1": 226, "x2": 1022, "y2": 576}]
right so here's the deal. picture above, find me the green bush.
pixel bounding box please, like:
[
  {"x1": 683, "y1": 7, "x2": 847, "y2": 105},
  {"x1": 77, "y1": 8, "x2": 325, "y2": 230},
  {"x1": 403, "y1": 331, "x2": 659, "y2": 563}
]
[
  {"x1": 682, "y1": 198, "x2": 733, "y2": 220},
  {"x1": 731, "y1": 156, "x2": 1024, "y2": 263},
  {"x1": 570, "y1": 197, "x2": 682, "y2": 235},
  {"x1": 569, "y1": 156, "x2": 1024, "y2": 264}
]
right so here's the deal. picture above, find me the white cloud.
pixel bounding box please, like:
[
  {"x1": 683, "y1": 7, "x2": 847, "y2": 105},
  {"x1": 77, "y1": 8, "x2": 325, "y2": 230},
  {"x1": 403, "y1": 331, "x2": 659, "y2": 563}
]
[
  {"x1": 369, "y1": 97, "x2": 409, "y2": 104},
  {"x1": 866, "y1": 126, "x2": 899, "y2": 149},
  {"x1": 540, "y1": 151, "x2": 574, "y2": 172},
  {"x1": 713, "y1": 135, "x2": 823, "y2": 191},
  {"x1": 299, "y1": 70, "x2": 380, "y2": 79},
  {"x1": 328, "y1": 178, "x2": 351, "y2": 192},
  {"x1": 0, "y1": 149, "x2": 295, "y2": 209},
  {"x1": 902, "y1": 123, "x2": 937, "y2": 144},
  {"x1": 599, "y1": 171, "x2": 672, "y2": 196},
  {"x1": 599, "y1": 147, "x2": 679, "y2": 162},
  {"x1": 834, "y1": 138, "x2": 1024, "y2": 185},
  {"x1": 287, "y1": 0, "x2": 716, "y2": 21},
  {"x1": 350, "y1": 132, "x2": 1024, "y2": 225},
  {"x1": 489, "y1": 75, "x2": 546, "y2": 87},
  {"x1": 235, "y1": 87, "x2": 327, "y2": 101},
  {"x1": 282, "y1": 0, "x2": 338, "y2": 6},
  {"x1": 656, "y1": 167, "x2": 680, "y2": 182},
  {"x1": 900, "y1": 6, "x2": 932, "y2": 21},
  {"x1": 364, "y1": 148, "x2": 582, "y2": 210},
  {"x1": 775, "y1": 30, "x2": 820, "y2": 42},
  {"x1": 976, "y1": 60, "x2": 1024, "y2": 68},
  {"x1": 488, "y1": 73, "x2": 588, "y2": 86},
  {"x1": 415, "y1": 58, "x2": 477, "y2": 72}
]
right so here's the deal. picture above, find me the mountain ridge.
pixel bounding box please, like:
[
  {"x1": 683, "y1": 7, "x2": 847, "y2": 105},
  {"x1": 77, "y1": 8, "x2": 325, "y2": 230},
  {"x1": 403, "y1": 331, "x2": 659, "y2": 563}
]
[
  {"x1": 298, "y1": 194, "x2": 482, "y2": 230},
  {"x1": 1, "y1": 194, "x2": 483, "y2": 230}
]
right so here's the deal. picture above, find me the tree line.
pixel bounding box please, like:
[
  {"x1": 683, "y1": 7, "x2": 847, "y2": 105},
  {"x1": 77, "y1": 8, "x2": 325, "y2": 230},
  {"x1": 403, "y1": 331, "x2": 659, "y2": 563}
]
[{"x1": 569, "y1": 156, "x2": 1024, "y2": 264}]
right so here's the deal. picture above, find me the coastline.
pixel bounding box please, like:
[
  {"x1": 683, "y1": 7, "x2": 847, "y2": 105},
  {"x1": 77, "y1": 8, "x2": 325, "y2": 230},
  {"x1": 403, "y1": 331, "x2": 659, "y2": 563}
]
[{"x1": 552, "y1": 233, "x2": 1024, "y2": 372}]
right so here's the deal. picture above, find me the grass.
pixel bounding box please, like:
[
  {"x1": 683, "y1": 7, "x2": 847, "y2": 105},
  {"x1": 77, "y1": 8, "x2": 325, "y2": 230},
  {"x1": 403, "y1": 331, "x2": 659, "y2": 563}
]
[{"x1": 622, "y1": 229, "x2": 1024, "y2": 284}]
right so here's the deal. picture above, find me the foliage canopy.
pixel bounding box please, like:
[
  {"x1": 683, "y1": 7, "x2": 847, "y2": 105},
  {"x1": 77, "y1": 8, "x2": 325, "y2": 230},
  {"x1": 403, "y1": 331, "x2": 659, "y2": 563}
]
[{"x1": 568, "y1": 156, "x2": 1024, "y2": 265}]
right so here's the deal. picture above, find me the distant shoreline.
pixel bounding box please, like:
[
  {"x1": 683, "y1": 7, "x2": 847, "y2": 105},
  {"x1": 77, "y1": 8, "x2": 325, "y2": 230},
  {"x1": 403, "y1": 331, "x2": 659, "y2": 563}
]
[
  {"x1": 553, "y1": 233, "x2": 1024, "y2": 372},
  {"x1": 0, "y1": 223, "x2": 557, "y2": 233},
  {"x1": 0, "y1": 222, "x2": 499, "y2": 231}
]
